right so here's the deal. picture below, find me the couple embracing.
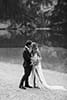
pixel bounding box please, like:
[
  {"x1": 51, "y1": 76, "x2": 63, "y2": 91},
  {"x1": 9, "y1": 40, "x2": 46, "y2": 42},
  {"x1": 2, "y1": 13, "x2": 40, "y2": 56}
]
[
  {"x1": 19, "y1": 40, "x2": 46, "y2": 89},
  {"x1": 19, "y1": 40, "x2": 67, "y2": 91}
]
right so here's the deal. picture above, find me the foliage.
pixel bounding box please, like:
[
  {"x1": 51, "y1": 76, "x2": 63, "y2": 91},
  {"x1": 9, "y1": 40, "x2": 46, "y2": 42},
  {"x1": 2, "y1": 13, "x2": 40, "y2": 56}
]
[{"x1": 0, "y1": 0, "x2": 67, "y2": 48}]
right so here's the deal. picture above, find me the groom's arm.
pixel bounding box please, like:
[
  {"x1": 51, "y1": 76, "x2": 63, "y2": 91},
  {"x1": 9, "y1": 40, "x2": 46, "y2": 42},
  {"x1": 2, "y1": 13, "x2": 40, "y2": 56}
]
[{"x1": 23, "y1": 50, "x2": 31, "y2": 63}]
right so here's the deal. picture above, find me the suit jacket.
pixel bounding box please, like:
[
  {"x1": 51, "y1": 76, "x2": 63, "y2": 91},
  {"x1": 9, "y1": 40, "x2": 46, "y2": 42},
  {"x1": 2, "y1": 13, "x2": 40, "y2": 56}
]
[{"x1": 23, "y1": 47, "x2": 31, "y2": 68}]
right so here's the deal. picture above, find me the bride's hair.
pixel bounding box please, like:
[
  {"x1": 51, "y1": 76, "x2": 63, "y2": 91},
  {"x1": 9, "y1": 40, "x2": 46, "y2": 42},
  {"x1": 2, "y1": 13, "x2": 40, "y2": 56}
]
[
  {"x1": 31, "y1": 42, "x2": 41, "y2": 57},
  {"x1": 31, "y1": 42, "x2": 37, "y2": 55},
  {"x1": 32, "y1": 42, "x2": 37, "y2": 50}
]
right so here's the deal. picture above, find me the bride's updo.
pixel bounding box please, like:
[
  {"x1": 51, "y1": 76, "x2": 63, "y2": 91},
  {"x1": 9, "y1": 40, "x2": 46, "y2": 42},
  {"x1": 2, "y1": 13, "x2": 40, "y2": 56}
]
[
  {"x1": 32, "y1": 42, "x2": 37, "y2": 50},
  {"x1": 31, "y1": 42, "x2": 38, "y2": 55},
  {"x1": 31, "y1": 42, "x2": 41, "y2": 56},
  {"x1": 32, "y1": 42, "x2": 41, "y2": 58}
]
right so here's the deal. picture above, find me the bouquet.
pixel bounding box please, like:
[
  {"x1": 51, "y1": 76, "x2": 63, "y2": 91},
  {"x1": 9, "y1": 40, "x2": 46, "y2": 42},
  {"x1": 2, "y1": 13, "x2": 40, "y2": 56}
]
[{"x1": 31, "y1": 57, "x2": 39, "y2": 66}]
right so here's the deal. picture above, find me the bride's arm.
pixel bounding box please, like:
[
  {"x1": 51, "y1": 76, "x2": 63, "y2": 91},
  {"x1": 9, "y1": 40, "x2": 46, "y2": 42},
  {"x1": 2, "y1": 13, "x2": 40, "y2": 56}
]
[
  {"x1": 37, "y1": 49, "x2": 42, "y2": 61},
  {"x1": 31, "y1": 55, "x2": 38, "y2": 66}
]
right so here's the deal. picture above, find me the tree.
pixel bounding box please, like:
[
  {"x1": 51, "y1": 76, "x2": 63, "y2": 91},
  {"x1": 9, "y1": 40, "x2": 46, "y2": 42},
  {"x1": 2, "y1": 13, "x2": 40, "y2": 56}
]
[
  {"x1": 0, "y1": 0, "x2": 67, "y2": 48},
  {"x1": 49, "y1": 0, "x2": 67, "y2": 47}
]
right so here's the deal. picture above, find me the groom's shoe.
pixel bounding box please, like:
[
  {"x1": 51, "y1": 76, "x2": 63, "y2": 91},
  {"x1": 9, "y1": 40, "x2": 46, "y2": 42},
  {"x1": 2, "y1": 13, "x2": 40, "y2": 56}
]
[
  {"x1": 25, "y1": 85, "x2": 32, "y2": 88},
  {"x1": 19, "y1": 86, "x2": 26, "y2": 90},
  {"x1": 21, "y1": 86, "x2": 26, "y2": 89}
]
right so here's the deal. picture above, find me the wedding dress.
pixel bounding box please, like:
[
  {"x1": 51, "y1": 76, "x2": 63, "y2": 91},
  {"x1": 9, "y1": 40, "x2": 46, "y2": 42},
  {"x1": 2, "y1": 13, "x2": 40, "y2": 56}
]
[{"x1": 32, "y1": 52, "x2": 67, "y2": 91}]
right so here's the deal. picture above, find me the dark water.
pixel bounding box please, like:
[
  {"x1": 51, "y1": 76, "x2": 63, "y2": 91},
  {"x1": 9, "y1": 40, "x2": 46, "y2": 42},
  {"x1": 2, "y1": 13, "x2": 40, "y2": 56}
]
[
  {"x1": 0, "y1": 30, "x2": 26, "y2": 47},
  {"x1": 0, "y1": 30, "x2": 67, "y2": 48}
]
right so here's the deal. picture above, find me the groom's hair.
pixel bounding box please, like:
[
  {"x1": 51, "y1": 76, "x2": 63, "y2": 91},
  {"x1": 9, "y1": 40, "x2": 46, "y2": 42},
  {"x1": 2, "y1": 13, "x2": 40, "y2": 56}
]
[{"x1": 25, "y1": 40, "x2": 32, "y2": 47}]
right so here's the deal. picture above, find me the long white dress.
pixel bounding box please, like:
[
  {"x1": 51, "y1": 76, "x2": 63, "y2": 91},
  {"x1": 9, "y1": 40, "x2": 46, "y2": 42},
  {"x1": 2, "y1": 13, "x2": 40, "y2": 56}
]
[{"x1": 32, "y1": 51, "x2": 67, "y2": 91}]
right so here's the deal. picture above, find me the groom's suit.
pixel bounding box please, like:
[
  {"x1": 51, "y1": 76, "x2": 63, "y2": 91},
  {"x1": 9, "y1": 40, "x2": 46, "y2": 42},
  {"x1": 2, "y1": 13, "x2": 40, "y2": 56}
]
[{"x1": 19, "y1": 46, "x2": 32, "y2": 88}]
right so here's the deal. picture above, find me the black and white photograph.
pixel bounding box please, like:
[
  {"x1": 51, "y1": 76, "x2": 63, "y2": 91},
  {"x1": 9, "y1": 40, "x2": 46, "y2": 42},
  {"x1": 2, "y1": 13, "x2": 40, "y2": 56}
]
[{"x1": 0, "y1": 0, "x2": 67, "y2": 100}]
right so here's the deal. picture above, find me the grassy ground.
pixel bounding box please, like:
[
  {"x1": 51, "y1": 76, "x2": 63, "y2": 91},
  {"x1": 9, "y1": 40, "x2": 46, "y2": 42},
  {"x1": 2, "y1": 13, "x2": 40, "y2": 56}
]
[
  {"x1": 0, "y1": 62, "x2": 67, "y2": 100},
  {"x1": 0, "y1": 46, "x2": 67, "y2": 73},
  {"x1": 0, "y1": 46, "x2": 67, "y2": 100}
]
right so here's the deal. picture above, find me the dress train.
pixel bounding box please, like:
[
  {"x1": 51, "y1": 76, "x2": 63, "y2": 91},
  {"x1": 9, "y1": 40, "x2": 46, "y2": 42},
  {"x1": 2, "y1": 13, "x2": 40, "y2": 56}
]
[{"x1": 35, "y1": 62, "x2": 67, "y2": 91}]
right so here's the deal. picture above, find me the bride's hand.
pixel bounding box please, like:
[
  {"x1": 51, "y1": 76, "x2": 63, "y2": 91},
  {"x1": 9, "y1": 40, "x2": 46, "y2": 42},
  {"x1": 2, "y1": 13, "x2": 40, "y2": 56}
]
[{"x1": 37, "y1": 56, "x2": 42, "y2": 61}]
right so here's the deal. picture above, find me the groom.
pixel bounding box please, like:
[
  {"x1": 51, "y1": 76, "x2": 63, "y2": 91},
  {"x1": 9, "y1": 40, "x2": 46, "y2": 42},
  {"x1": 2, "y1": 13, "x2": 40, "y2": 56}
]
[{"x1": 19, "y1": 40, "x2": 33, "y2": 89}]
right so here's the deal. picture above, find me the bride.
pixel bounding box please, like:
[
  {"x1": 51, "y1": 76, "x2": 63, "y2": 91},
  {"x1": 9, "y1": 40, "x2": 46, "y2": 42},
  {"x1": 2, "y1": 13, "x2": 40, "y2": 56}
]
[{"x1": 31, "y1": 42, "x2": 67, "y2": 91}]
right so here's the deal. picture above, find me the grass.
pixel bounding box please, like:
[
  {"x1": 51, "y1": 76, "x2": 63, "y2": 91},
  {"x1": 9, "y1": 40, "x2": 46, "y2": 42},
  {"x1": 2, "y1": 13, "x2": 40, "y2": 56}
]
[
  {"x1": 0, "y1": 62, "x2": 67, "y2": 100},
  {"x1": 0, "y1": 46, "x2": 67, "y2": 73}
]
